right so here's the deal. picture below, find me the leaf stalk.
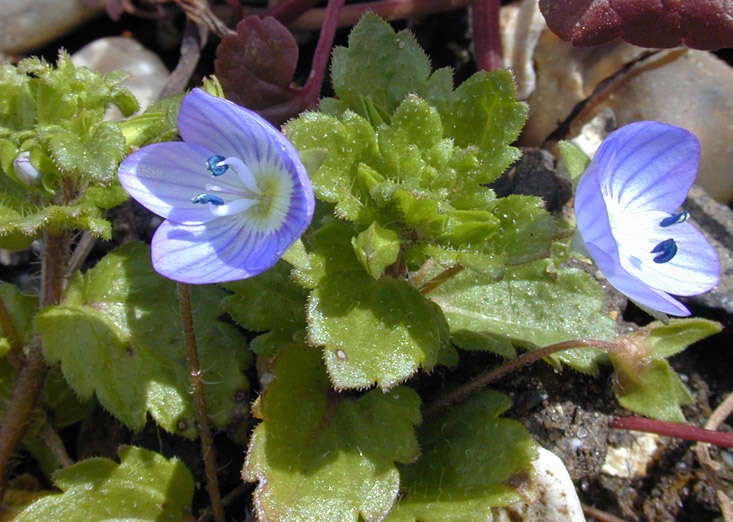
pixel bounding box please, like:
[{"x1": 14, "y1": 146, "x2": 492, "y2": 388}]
[{"x1": 423, "y1": 339, "x2": 619, "y2": 418}]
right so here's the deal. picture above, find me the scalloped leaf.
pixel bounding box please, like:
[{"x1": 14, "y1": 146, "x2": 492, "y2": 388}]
[
  {"x1": 304, "y1": 222, "x2": 452, "y2": 390},
  {"x1": 539, "y1": 0, "x2": 733, "y2": 50},
  {"x1": 0, "y1": 201, "x2": 112, "y2": 243},
  {"x1": 16, "y1": 446, "x2": 193, "y2": 521},
  {"x1": 38, "y1": 120, "x2": 126, "y2": 181},
  {"x1": 244, "y1": 344, "x2": 421, "y2": 521},
  {"x1": 441, "y1": 70, "x2": 527, "y2": 184},
  {"x1": 35, "y1": 242, "x2": 250, "y2": 437},
  {"x1": 331, "y1": 13, "x2": 452, "y2": 119},
  {"x1": 429, "y1": 259, "x2": 616, "y2": 373},
  {"x1": 388, "y1": 391, "x2": 536, "y2": 521}
]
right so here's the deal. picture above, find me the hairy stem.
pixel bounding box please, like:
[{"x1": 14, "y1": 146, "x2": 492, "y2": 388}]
[
  {"x1": 0, "y1": 232, "x2": 66, "y2": 502},
  {"x1": 471, "y1": 0, "x2": 503, "y2": 71},
  {"x1": 177, "y1": 283, "x2": 224, "y2": 522},
  {"x1": 289, "y1": 0, "x2": 471, "y2": 30},
  {"x1": 423, "y1": 339, "x2": 619, "y2": 418},
  {"x1": 300, "y1": 0, "x2": 346, "y2": 109}
]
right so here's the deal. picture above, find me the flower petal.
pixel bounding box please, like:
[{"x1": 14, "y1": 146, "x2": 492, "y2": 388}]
[
  {"x1": 177, "y1": 89, "x2": 315, "y2": 224},
  {"x1": 150, "y1": 212, "x2": 306, "y2": 284},
  {"x1": 613, "y1": 211, "x2": 720, "y2": 296},
  {"x1": 584, "y1": 242, "x2": 691, "y2": 316},
  {"x1": 118, "y1": 141, "x2": 247, "y2": 224},
  {"x1": 589, "y1": 121, "x2": 699, "y2": 214},
  {"x1": 178, "y1": 89, "x2": 296, "y2": 171}
]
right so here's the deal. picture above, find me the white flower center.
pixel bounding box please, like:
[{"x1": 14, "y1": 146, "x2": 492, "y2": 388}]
[{"x1": 192, "y1": 155, "x2": 294, "y2": 234}]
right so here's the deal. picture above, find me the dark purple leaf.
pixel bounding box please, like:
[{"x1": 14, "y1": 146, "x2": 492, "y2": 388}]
[
  {"x1": 214, "y1": 16, "x2": 304, "y2": 126},
  {"x1": 539, "y1": 0, "x2": 733, "y2": 50}
]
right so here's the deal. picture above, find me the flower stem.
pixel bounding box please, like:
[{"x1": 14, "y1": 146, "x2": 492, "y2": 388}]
[
  {"x1": 176, "y1": 282, "x2": 225, "y2": 522},
  {"x1": 471, "y1": 0, "x2": 503, "y2": 71},
  {"x1": 300, "y1": 0, "x2": 346, "y2": 109},
  {"x1": 423, "y1": 339, "x2": 619, "y2": 418},
  {"x1": 0, "y1": 232, "x2": 66, "y2": 503},
  {"x1": 611, "y1": 416, "x2": 733, "y2": 448},
  {"x1": 289, "y1": 0, "x2": 471, "y2": 30}
]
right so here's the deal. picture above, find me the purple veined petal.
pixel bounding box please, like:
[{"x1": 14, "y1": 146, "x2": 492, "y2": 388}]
[
  {"x1": 612, "y1": 211, "x2": 720, "y2": 296},
  {"x1": 574, "y1": 166, "x2": 618, "y2": 257},
  {"x1": 589, "y1": 121, "x2": 699, "y2": 214},
  {"x1": 583, "y1": 242, "x2": 691, "y2": 316},
  {"x1": 178, "y1": 89, "x2": 300, "y2": 172},
  {"x1": 118, "y1": 141, "x2": 248, "y2": 225},
  {"x1": 151, "y1": 207, "x2": 309, "y2": 284}
]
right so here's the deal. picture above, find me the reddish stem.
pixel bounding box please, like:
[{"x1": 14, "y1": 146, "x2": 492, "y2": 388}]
[
  {"x1": 423, "y1": 339, "x2": 619, "y2": 418},
  {"x1": 471, "y1": 0, "x2": 503, "y2": 71},
  {"x1": 0, "y1": 232, "x2": 66, "y2": 503},
  {"x1": 611, "y1": 416, "x2": 733, "y2": 448},
  {"x1": 300, "y1": 0, "x2": 346, "y2": 109},
  {"x1": 265, "y1": 0, "x2": 321, "y2": 25},
  {"x1": 288, "y1": 0, "x2": 471, "y2": 30}
]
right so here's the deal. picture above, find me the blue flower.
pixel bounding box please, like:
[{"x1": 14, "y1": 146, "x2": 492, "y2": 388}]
[
  {"x1": 574, "y1": 121, "x2": 719, "y2": 316},
  {"x1": 118, "y1": 88, "x2": 315, "y2": 284}
]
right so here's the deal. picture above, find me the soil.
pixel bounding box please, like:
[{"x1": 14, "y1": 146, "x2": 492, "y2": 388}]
[{"x1": 6, "y1": 2, "x2": 733, "y2": 521}]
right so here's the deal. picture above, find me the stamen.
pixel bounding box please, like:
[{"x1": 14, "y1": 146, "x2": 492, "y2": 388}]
[
  {"x1": 651, "y1": 238, "x2": 678, "y2": 263},
  {"x1": 660, "y1": 211, "x2": 689, "y2": 227},
  {"x1": 192, "y1": 193, "x2": 224, "y2": 205},
  {"x1": 206, "y1": 155, "x2": 228, "y2": 176}
]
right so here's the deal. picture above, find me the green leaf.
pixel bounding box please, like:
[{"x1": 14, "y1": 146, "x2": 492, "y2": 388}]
[
  {"x1": 387, "y1": 391, "x2": 536, "y2": 521},
  {"x1": 35, "y1": 242, "x2": 250, "y2": 436},
  {"x1": 646, "y1": 318, "x2": 722, "y2": 359},
  {"x1": 223, "y1": 260, "x2": 308, "y2": 355},
  {"x1": 244, "y1": 344, "x2": 421, "y2": 522},
  {"x1": 0, "y1": 202, "x2": 113, "y2": 241},
  {"x1": 614, "y1": 359, "x2": 692, "y2": 423},
  {"x1": 17, "y1": 445, "x2": 193, "y2": 522},
  {"x1": 0, "y1": 282, "x2": 37, "y2": 350},
  {"x1": 486, "y1": 195, "x2": 566, "y2": 265},
  {"x1": 285, "y1": 110, "x2": 375, "y2": 223},
  {"x1": 557, "y1": 140, "x2": 590, "y2": 182},
  {"x1": 610, "y1": 318, "x2": 720, "y2": 422},
  {"x1": 120, "y1": 93, "x2": 183, "y2": 147},
  {"x1": 305, "y1": 223, "x2": 451, "y2": 389},
  {"x1": 223, "y1": 261, "x2": 307, "y2": 332},
  {"x1": 429, "y1": 260, "x2": 616, "y2": 372},
  {"x1": 330, "y1": 13, "x2": 450, "y2": 118},
  {"x1": 38, "y1": 120, "x2": 126, "y2": 181},
  {"x1": 441, "y1": 70, "x2": 527, "y2": 183},
  {"x1": 351, "y1": 222, "x2": 401, "y2": 279}
]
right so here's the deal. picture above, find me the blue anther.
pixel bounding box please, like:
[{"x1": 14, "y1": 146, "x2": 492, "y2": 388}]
[
  {"x1": 660, "y1": 211, "x2": 689, "y2": 228},
  {"x1": 206, "y1": 155, "x2": 228, "y2": 176},
  {"x1": 651, "y1": 238, "x2": 678, "y2": 263},
  {"x1": 191, "y1": 193, "x2": 224, "y2": 205}
]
